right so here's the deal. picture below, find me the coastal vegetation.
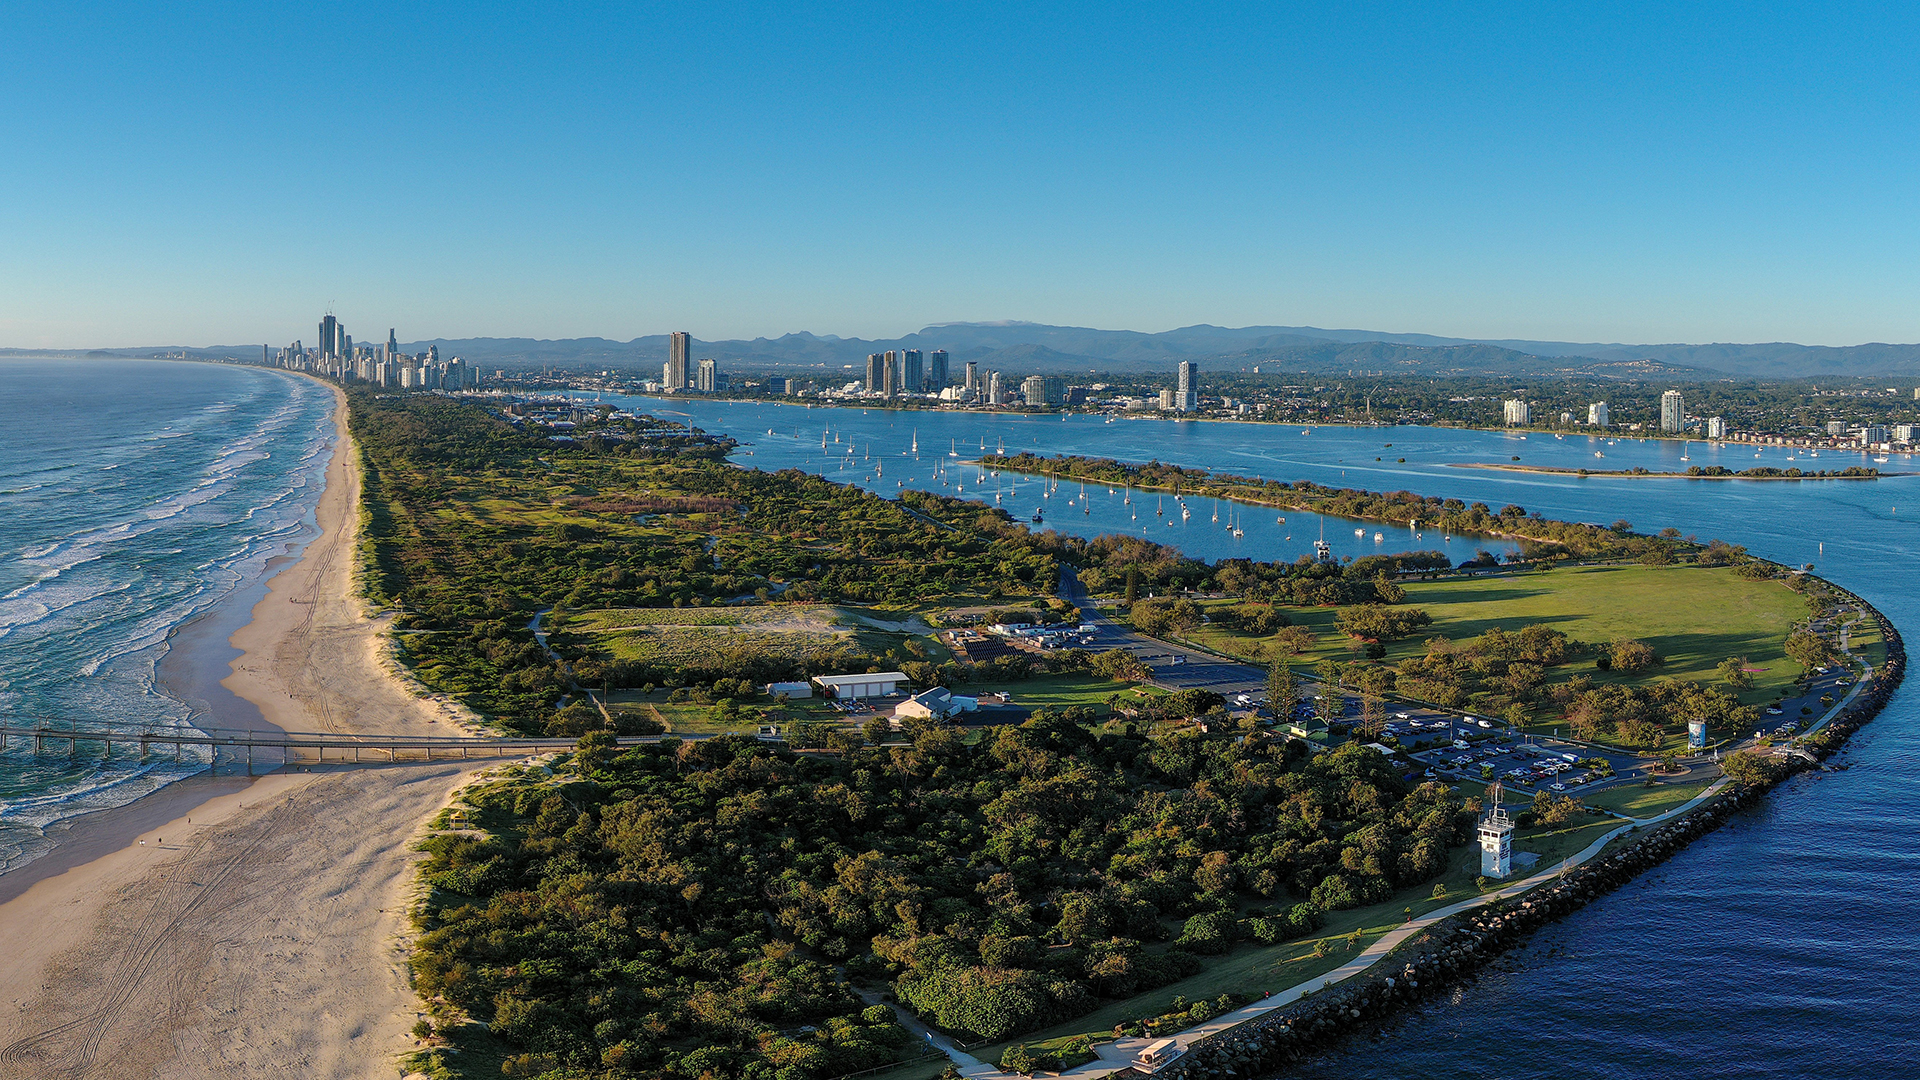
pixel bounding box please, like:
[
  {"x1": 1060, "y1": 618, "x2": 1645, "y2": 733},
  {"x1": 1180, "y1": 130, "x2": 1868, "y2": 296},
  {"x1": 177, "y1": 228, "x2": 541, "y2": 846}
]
[
  {"x1": 984, "y1": 452, "x2": 1692, "y2": 561},
  {"x1": 368, "y1": 396, "x2": 1848, "y2": 1080},
  {"x1": 351, "y1": 393, "x2": 1065, "y2": 733},
  {"x1": 408, "y1": 729, "x2": 1471, "y2": 1078}
]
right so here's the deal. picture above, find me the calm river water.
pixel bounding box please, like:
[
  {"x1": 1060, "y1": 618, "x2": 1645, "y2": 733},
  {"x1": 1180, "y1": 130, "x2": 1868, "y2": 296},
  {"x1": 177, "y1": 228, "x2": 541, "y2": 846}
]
[{"x1": 629, "y1": 397, "x2": 1920, "y2": 1080}]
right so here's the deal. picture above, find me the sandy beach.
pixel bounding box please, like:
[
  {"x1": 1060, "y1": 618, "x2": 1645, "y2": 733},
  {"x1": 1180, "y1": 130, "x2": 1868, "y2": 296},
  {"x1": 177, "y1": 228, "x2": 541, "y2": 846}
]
[{"x1": 0, "y1": 383, "x2": 480, "y2": 1078}]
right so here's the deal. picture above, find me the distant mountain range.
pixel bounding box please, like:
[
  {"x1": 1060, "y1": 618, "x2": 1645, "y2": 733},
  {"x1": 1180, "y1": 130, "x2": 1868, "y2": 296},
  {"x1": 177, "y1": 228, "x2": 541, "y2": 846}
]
[{"x1": 17, "y1": 321, "x2": 1920, "y2": 379}]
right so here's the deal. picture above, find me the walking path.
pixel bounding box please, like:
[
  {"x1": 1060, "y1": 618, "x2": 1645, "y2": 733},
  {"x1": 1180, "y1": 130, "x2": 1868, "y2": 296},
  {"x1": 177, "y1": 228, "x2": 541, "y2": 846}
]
[
  {"x1": 939, "y1": 603, "x2": 1879, "y2": 1080},
  {"x1": 955, "y1": 776, "x2": 1730, "y2": 1080}
]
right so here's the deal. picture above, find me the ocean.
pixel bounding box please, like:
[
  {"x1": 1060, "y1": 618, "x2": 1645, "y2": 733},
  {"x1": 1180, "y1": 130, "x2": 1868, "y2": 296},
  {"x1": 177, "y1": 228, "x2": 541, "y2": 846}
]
[
  {"x1": 4, "y1": 376, "x2": 1916, "y2": 1074},
  {"x1": 0, "y1": 358, "x2": 334, "y2": 871}
]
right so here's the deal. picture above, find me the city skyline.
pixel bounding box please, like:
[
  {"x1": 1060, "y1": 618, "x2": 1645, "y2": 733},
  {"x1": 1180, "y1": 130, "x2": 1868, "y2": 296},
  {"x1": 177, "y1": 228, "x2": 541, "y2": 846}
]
[{"x1": 5, "y1": 4, "x2": 1920, "y2": 349}]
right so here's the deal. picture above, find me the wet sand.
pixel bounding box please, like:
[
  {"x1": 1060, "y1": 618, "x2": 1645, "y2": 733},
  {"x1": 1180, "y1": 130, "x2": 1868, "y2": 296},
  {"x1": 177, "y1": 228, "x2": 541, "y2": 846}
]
[{"x1": 0, "y1": 380, "x2": 485, "y2": 1079}]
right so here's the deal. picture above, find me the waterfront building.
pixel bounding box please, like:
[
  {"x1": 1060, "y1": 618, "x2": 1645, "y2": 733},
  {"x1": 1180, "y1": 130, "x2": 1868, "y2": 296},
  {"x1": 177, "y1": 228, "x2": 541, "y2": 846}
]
[
  {"x1": 1176, "y1": 361, "x2": 1199, "y2": 412},
  {"x1": 882, "y1": 354, "x2": 899, "y2": 397},
  {"x1": 318, "y1": 314, "x2": 343, "y2": 361},
  {"x1": 1865, "y1": 425, "x2": 1890, "y2": 445},
  {"x1": 1896, "y1": 425, "x2": 1915, "y2": 443},
  {"x1": 988, "y1": 371, "x2": 1005, "y2": 405},
  {"x1": 1706, "y1": 416, "x2": 1728, "y2": 439},
  {"x1": 1659, "y1": 389, "x2": 1684, "y2": 433},
  {"x1": 1588, "y1": 401, "x2": 1609, "y2": 427},
  {"x1": 930, "y1": 350, "x2": 949, "y2": 389},
  {"x1": 1503, "y1": 399, "x2": 1530, "y2": 425},
  {"x1": 963, "y1": 361, "x2": 978, "y2": 393},
  {"x1": 866, "y1": 353, "x2": 886, "y2": 394},
  {"x1": 696, "y1": 358, "x2": 718, "y2": 392},
  {"x1": 669, "y1": 332, "x2": 691, "y2": 386},
  {"x1": 900, "y1": 349, "x2": 924, "y2": 393},
  {"x1": 1021, "y1": 375, "x2": 1065, "y2": 407},
  {"x1": 1479, "y1": 782, "x2": 1514, "y2": 879},
  {"x1": 1827, "y1": 420, "x2": 1848, "y2": 436},
  {"x1": 1158, "y1": 388, "x2": 1177, "y2": 411}
]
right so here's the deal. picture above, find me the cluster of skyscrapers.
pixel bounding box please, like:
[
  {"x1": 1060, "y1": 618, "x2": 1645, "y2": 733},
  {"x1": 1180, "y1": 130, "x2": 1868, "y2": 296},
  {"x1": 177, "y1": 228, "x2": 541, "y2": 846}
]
[
  {"x1": 263, "y1": 315, "x2": 477, "y2": 390},
  {"x1": 660, "y1": 332, "x2": 724, "y2": 392},
  {"x1": 863, "y1": 349, "x2": 950, "y2": 397}
]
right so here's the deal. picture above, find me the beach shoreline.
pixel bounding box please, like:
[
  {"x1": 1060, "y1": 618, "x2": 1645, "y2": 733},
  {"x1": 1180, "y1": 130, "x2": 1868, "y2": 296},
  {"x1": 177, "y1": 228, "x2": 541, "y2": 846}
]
[{"x1": 0, "y1": 377, "x2": 482, "y2": 1078}]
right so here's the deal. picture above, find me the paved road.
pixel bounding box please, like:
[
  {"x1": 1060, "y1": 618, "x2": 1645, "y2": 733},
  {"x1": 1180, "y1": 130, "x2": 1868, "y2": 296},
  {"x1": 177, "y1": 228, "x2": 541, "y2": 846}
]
[{"x1": 1059, "y1": 566, "x2": 1270, "y2": 699}]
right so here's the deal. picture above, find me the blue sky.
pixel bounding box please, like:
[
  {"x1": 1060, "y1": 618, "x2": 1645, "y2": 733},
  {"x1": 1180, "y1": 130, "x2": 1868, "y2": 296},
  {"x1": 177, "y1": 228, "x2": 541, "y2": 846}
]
[{"x1": 3, "y1": 1, "x2": 1917, "y2": 348}]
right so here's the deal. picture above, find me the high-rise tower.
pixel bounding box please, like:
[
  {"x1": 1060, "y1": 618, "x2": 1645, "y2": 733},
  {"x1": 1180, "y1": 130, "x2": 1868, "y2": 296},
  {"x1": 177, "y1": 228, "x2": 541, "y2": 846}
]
[
  {"x1": 1176, "y1": 361, "x2": 1199, "y2": 413},
  {"x1": 667, "y1": 332, "x2": 692, "y2": 389},
  {"x1": 1660, "y1": 389, "x2": 1684, "y2": 433}
]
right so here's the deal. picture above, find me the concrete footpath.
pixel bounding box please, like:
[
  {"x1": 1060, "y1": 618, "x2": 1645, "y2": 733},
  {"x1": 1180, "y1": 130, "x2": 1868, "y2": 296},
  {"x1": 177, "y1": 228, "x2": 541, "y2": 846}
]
[{"x1": 948, "y1": 775, "x2": 1730, "y2": 1080}]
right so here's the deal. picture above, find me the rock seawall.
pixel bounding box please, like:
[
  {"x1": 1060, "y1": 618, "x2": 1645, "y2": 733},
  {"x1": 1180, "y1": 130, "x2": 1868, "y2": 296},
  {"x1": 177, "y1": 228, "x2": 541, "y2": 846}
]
[{"x1": 1138, "y1": 598, "x2": 1905, "y2": 1080}]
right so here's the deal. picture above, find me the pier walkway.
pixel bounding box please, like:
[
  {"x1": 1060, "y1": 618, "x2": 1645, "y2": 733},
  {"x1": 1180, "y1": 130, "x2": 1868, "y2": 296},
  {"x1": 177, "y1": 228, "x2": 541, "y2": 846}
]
[{"x1": 0, "y1": 720, "x2": 668, "y2": 774}]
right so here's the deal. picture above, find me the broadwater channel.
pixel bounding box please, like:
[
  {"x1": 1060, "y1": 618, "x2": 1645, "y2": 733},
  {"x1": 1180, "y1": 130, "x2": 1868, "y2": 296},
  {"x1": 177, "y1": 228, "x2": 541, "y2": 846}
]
[{"x1": 600, "y1": 395, "x2": 1920, "y2": 1080}]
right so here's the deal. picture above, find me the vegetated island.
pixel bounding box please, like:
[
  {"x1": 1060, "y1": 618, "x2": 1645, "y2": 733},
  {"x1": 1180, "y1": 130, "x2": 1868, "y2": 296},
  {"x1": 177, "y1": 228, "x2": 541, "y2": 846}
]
[
  {"x1": 1450, "y1": 462, "x2": 1900, "y2": 480},
  {"x1": 364, "y1": 397, "x2": 1889, "y2": 1080}
]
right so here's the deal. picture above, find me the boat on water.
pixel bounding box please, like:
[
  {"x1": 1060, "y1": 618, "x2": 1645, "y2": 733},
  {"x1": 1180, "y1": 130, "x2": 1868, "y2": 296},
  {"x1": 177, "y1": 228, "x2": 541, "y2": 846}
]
[
  {"x1": 1033, "y1": 510, "x2": 1044, "y2": 523},
  {"x1": 1181, "y1": 504, "x2": 1192, "y2": 520}
]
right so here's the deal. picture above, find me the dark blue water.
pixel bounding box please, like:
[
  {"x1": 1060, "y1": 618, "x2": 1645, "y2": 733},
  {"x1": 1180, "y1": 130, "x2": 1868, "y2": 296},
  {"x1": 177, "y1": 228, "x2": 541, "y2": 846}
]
[
  {"x1": 629, "y1": 397, "x2": 1920, "y2": 1079},
  {"x1": 0, "y1": 358, "x2": 333, "y2": 868}
]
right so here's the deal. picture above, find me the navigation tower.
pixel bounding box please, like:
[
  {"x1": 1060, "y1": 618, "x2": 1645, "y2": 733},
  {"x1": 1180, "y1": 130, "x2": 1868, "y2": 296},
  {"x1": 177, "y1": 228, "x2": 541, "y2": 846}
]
[{"x1": 1479, "y1": 781, "x2": 1514, "y2": 879}]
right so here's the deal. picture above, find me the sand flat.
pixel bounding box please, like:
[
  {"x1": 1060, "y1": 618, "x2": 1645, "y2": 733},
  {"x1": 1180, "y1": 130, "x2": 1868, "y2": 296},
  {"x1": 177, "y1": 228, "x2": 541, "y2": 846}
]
[{"x1": 0, "y1": 382, "x2": 480, "y2": 1079}]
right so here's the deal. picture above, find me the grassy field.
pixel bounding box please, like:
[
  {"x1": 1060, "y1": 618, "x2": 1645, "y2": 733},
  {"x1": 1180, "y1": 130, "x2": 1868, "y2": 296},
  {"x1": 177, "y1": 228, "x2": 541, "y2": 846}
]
[
  {"x1": 1187, "y1": 564, "x2": 1809, "y2": 707},
  {"x1": 1581, "y1": 779, "x2": 1714, "y2": 818},
  {"x1": 976, "y1": 672, "x2": 1163, "y2": 716}
]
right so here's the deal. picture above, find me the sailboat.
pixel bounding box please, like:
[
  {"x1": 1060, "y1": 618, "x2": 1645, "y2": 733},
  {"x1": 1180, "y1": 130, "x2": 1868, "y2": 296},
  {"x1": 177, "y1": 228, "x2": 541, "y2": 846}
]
[
  {"x1": 1211, "y1": 501, "x2": 1220, "y2": 523},
  {"x1": 911, "y1": 429, "x2": 918, "y2": 454},
  {"x1": 1124, "y1": 483, "x2": 1131, "y2": 505},
  {"x1": 1081, "y1": 483, "x2": 1090, "y2": 514},
  {"x1": 950, "y1": 439, "x2": 958, "y2": 457},
  {"x1": 1156, "y1": 494, "x2": 1165, "y2": 516},
  {"x1": 1181, "y1": 502, "x2": 1192, "y2": 520}
]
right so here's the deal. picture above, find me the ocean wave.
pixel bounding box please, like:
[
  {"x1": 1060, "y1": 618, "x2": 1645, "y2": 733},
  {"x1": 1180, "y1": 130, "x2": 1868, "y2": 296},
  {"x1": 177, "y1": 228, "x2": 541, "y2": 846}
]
[{"x1": 0, "y1": 361, "x2": 336, "y2": 866}]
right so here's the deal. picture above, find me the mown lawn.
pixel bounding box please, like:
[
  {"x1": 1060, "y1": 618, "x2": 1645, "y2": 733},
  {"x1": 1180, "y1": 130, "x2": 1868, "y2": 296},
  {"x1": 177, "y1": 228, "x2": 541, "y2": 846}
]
[
  {"x1": 1581, "y1": 778, "x2": 1714, "y2": 818},
  {"x1": 1186, "y1": 564, "x2": 1808, "y2": 708},
  {"x1": 972, "y1": 672, "x2": 1164, "y2": 716}
]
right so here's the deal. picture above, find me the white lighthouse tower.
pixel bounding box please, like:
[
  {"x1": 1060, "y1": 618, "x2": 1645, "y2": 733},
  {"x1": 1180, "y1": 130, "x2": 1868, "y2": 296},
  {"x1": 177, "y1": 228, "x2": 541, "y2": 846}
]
[{"x1": 1479, "y1": 781, "x2": 1514, "y2": 879}]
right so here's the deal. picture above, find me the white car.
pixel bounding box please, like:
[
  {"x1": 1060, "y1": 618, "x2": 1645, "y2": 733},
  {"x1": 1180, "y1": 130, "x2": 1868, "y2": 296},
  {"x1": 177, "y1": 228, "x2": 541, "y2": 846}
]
[{"x1": 1476, "y1": 719, "x2": 1494, "y2": 729}]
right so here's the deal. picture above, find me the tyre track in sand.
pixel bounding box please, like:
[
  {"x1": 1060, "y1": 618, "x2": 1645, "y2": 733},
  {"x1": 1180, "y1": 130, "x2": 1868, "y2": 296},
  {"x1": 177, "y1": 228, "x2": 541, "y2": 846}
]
[{"x1": 0, "y1": 799, "x2": 309, "y2": 1078}]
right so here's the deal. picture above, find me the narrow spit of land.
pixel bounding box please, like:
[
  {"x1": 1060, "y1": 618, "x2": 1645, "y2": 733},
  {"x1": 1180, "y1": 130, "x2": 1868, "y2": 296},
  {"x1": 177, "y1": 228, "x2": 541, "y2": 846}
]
[{"x1": 1449, "y1": 462, "x2": 1902, "y2": 480}]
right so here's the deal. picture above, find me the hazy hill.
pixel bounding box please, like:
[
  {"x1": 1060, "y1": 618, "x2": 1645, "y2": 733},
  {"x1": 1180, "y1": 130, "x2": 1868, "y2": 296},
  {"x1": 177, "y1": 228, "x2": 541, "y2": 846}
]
[{"x1": 17, "y1": 322, "x2": 1920, "y2": 379}]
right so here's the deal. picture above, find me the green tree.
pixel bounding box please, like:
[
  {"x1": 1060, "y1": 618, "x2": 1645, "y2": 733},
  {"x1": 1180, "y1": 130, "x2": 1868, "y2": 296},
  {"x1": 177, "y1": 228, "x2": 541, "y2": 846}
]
[
  {"x1": 1266, "y1": 661, "x2": 1297, "y2": 721},
  {"x1": 1718, "y1": 656, "x2": 1754, "y2": 690}
]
